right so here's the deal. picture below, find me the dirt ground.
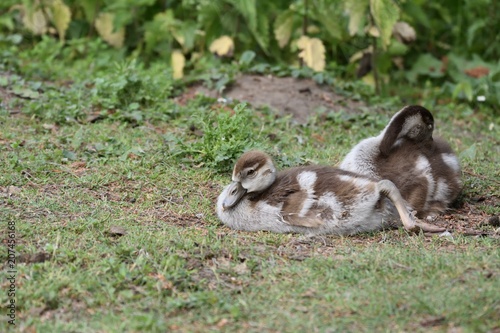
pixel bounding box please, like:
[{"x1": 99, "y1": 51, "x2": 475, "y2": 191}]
[{"x1": 184, "y1": 74, "x2": 366, "y2": 123}]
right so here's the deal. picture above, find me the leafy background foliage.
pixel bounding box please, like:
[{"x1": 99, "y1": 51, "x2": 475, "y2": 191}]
[{"x1": 0, "y1": 0, "x2": 498, "y2": 108}]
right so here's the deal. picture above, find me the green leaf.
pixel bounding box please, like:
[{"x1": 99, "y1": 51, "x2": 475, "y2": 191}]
[
  {"x1": 229, "y1": 0, "x2": 269, "y2": 53},
  {"x1": 80, "y1": 0, "x2": 99, "y2": 23},
  {"x1": 405, "y1": 53, "x2": 443, "y2": 83},
  {"x1": 452, "y1": 81, "x2": 473, "y2": 102},
  {"x1": 230, "y1": 0, "x2": 257, "y2": 32},
  {"x1": 12, "y1": 87, "x2": 39, "y2": 99},
  {"x1": 313, "y1": 5, "x2": 343, "y2": 40},
  {"x1": 387, "y1": 40, "x2": 408, "y2": 56},
  {"x1": 144, "y1": 10, "x2": 176, "y2": 54},
  {"x1": 401, "y1": 1, "x2": 430, "y2": 28},
  {"x1": 466, "y1": 20, "x2": 486, "y2": 47},
  {"x1": 345, "y1": 0, "x2": 369, "y2": 36},
  {"x1": 177, "y1": 21, "x2": 198, "y2": 52},
  {"x1": 254, "y1": 8, "x2": 270, "y2": 54},
  {"x1": 63, "y1": 150, "x2": 77, "y2": 161},
  {"x1": 239, "y1": 50, "x2": 256, "y2": 66},
  {"x1": 274, "y1": 9, "x2": 295, "y2": 48},
  {"x1": 370, "y1": 0, "x2": 399, "y2": 49},
  {"x1": 0, "y1": 16, "x2": 15, "y2": 31}
]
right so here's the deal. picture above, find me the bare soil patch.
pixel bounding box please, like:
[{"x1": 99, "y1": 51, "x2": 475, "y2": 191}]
[{"x1": 185, "y1": 74, "x2": 366, "y2": 122}]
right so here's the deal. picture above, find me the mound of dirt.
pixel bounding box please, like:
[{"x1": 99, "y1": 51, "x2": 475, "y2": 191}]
[{"x1": 188, "y1": 74, "x2": 366, "y2": 122}]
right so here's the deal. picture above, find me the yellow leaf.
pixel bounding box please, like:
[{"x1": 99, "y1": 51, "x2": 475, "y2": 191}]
[
  {"x1": 171, "y1": 50, "x2": 185, "y2": 79},
  {"x1": 307, "y1": 25, "x2": 320, "y2": 34},
  {"x1": 23, "y1": 8, "x2": 48, "y2": 35},
  {"x1": 392, "y1": 21, "x2": 416, "y2": 43},
  {"x1": 209, "y1": 36, "x2": 234, "y2": 57},
  {"x1": 297, "y1": 36, "x2": 325, "y2": 72},
  {"x1": 361, "y1": 72, "x2": 375, "y2": 87},
  {"x1": 51, "y1": 0, "x2": 71, "y2": 41},
  {"x1": 367, "y1": 25, "x2": 380, "y2": 37},
  {"x1": 95, "y1": 13, "x2": 125, "y2": 48},
  {"x1": 349, "y1": 46, "x2": 373, "y2": 63}
]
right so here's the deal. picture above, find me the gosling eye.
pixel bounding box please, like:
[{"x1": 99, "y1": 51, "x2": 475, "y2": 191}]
[
  {"x1": 246, "y1": 169, "x2": 256, "y2": 178},
  {"x1": 230, "y1": 187, "x2": 238, "y2": 195}
]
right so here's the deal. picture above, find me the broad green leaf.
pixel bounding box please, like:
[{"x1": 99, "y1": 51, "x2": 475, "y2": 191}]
[
  {"x1": 51, "y1": 0, "x2": 71, "y2": 41},
  {"x1": 12, "y1": 87, "x2": 39, "y2": 99},
  {"x1": 229, "y1": 0, "x2": 268, "y2": 53},
  {"x1": 401, "y1": 1, "x2": 430, "y2": 28},
  {"x1": 252, "y1": 8, "x2": 270, "y2": 54},
  {"x1": 144, "y1": 10, "x2": 176, "y2": 54},
  {"x1": 345, "y1": 0, "x2": 369, "y2": 36},
  {"x1": 387, "y1": 40, "x2": 408, "y2": 56},
  {"x1": 370, "y1": 0, "x2": 399, "y2": 49},
  {"x1": 239, "y1": 50, "x2": 256, "y2": 66},
  {"x1": 405, "y1": 53, "x2": 443, "y2": 83},
  {"x1": 171, "y1": 50, "x2": 185, "y2": 79},
  {"x1": 274, "y1": 9, "x2": 295, "y2": 48},
  {"x1": 452, "y1": 81, "x2": 473, "y2": 101},
  {"x1": 466, "y1": 20, "x2": 486, "y2": 47},
  {"x1": 313, "y1": 7, "x2": 343, "y2": 41},
  {"x1": 209, "y1": 36, "x2": 234, "y2": 57},
  {"x1": 62, "y1": 150, "x2": 77, "y2": 161},
  {"x1": 297, "y1": 36, "x2": 325, "y2": 72},
  {"x1": 177, "y1": 21, "x2": 198, "y2": 52},
  {"x1": 80, "y1": 0, "x2": 98, "y2": 23},
  {"x1": 95, "y1": 13, "x2": 125, "y2": 48},
  {"x1": 0, "y1": 15, "x2": 15, "y2": 30},
  {"x1": 230, "y1": 0, "x2": 257, "y2": 31}
]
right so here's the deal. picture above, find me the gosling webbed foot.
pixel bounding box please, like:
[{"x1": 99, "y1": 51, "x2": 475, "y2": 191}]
[{"x1": 403, "y1": 219, "x2": 446, "y2": 234}]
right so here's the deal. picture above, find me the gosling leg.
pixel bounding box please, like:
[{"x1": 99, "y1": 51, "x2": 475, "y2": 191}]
[{"x1": 377, "y1": 180, "x2": 446, "y2": 233}]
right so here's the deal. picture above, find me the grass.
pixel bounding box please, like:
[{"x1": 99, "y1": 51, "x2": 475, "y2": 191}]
[{"x1": 1, "y1": 43, "x2": 499, "y2": 332}]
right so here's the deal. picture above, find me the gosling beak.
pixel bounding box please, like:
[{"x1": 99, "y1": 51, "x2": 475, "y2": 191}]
[{"x1": 222, "y1": 181, "x2": 247, "y2": 210}]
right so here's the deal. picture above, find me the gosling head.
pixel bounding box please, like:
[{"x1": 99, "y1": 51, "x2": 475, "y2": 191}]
[
  {"x1": 380, "y1": 105, "x2": 434, "y2": 156},
  {"x1": 222, "y1": 151, "x2": 277, "y2": 210}
]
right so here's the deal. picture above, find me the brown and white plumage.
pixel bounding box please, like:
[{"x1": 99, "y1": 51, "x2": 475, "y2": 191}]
[
  {"x1": 340, "y1": 105, "x2": 462, "y2": 219},
  {"x1": 217, "y1": 151, "x2": 444, "y2": 235}
]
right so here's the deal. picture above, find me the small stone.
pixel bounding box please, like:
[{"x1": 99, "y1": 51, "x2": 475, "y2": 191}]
[
  {"x1": 107, "y1": 225, "x2": 127, "y2": 237},
  {"x1": 438, "y1": 231, "x2": 453, "y2": 238},
  {"x1": 8, "y1": 186, "x2": 22, "y2": 195}
]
